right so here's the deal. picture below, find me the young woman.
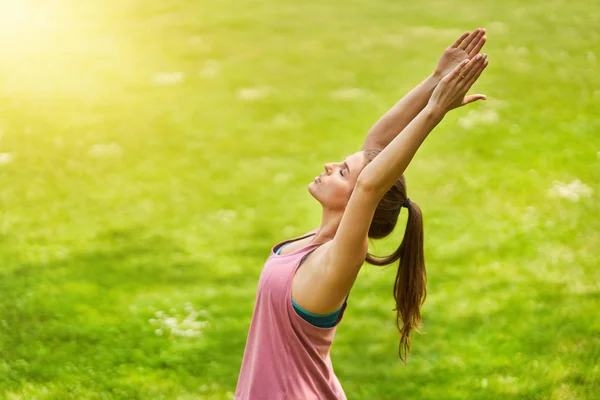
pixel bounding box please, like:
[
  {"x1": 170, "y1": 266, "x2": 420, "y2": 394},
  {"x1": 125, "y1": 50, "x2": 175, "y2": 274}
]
[{"x1": 235, "y1": 29, "x2": 489, "y2": 400}]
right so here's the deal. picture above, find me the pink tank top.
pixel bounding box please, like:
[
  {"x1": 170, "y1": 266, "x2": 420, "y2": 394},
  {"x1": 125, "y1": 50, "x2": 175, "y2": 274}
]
[{"x1": 234, "y1": 228, "x2": 348, "y2": 400}]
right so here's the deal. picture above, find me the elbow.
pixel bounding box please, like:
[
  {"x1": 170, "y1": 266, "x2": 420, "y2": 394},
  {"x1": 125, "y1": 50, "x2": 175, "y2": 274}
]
[
  {"x1": 357, "y1": 172, "x2": 389, "y2": 200},
  {"x1": 355, "y1": 178, "x2": 379, "y2": 194}
]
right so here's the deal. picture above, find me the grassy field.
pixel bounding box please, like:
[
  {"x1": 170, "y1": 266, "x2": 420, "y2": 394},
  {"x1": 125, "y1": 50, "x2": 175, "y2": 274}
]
[{"x1": 1, "y1": 0, "x2": 599, "y2": 399}]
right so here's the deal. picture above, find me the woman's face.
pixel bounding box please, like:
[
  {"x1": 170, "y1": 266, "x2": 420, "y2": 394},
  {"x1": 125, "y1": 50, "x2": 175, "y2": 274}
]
[{"x1": 308, "y1": 151, "x2": 367, "y2": 210}]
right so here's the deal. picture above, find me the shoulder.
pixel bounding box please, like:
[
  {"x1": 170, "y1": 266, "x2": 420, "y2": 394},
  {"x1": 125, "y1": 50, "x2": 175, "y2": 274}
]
[{"x1": 292, "y1": 237, "x2": 368, "y2": 313}]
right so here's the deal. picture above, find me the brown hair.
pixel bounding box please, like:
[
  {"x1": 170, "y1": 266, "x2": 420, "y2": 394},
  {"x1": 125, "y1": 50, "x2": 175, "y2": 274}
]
[{"x1": 362, "y1": 148, "x2": 426, "y2": 364}]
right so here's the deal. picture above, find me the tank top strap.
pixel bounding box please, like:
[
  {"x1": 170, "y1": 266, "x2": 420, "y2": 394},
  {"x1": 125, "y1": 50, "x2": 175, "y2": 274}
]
[{"x1": 271, "y1": 227, "x2": 321, "y2": 257}]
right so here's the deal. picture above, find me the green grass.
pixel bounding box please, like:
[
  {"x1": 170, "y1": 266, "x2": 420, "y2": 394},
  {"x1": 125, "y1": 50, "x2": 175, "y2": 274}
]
[{"x1": 1, "y1": 0, "x2": 599, "y2": 398}]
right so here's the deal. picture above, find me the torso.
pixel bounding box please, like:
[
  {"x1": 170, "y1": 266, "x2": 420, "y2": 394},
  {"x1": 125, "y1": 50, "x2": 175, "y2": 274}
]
[{"x1": 277, "y1": 231, "x2": 368, "y2": 315}]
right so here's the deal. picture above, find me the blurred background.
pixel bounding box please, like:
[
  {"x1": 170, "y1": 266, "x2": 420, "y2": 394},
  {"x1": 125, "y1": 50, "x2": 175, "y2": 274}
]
[{"x1": 0, "y1": 0, "x2": 598, "y2": 399}]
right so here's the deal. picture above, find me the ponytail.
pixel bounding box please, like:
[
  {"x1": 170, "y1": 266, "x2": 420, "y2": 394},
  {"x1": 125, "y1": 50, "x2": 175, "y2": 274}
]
[
  {"x1": 361, "y1": 149, "x2": 427, "y2": 363},
  {"x1": 393, "y1": 200, "x2": 426, "y2": 363},
  {"x1": 365, "y1": 197, "x2": 426, "y2": 363}
]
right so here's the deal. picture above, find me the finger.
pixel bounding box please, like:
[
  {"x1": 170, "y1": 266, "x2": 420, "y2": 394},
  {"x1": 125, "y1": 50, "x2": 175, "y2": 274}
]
[
  {"x1": 458, "y1": 28, "x2": 481, "y2": 50},
  {"x1": 463, "y1": 54, "x2": 487, "y2": 81},
  {"x1": 466, "y1": 59, "x2": 489, "y2": 87},
  {"x1": 461, "y1": 94, "x2": 487, "y2": 106},
  {"x1": 468, "y1": 35, "x2": 487, "y2": 58},
  {"x1": 447, "y1": 58, "x2": 471, "y2": 81},
  {"x1": 451, "y1": 31, "x2": 470, "y2": 48},
  {"x1": 465, "y1": 30, "x2": 485, "y2": 54},
  {"x1": 457, "y1": 55, "x2": 482, "y2": 82}
]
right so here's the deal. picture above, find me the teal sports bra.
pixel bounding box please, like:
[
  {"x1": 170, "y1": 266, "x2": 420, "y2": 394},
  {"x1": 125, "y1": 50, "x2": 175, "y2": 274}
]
[{"x1": 276, "y1": 241, "x2": 343, "y2": 328}]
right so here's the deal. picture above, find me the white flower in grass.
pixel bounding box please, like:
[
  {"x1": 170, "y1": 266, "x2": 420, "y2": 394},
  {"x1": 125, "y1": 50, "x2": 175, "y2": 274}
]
[
  {"x1": 505, "y1": 46, "x2": 529, "y2": 56},
  {"x1": 382, "y1": 34, "x2": 405, "y2": 48},
  {"x1": 0, "y1": 153, "x2": 14, "y2": 166},
  {"x1": 164, "y1": 317, "x2": 178, "y2": 328},
  {"x1": 408, "y1": 26, "x2": 457, "y2": 37},
  {"x1": 509, "y1": 124, "x2": 522, "y2": 134},
  {"x1": 498, "y1": 375, "x2": 517, "y2": 384},
  {"x1": 188, "y1": 321, "x2": 207, "y2": 330},
  {"x1": 152, "y1": 72, "x2": 184, "y2": 85},
  {"x1": 170, "y1": 327, "x2": 182, "y2": 337},
  {"x1": 475, "y1": 109, "x2": 498, "y2": 124},
  {"x1": 185, "y1": 304, "x2": 194, "y2": 314},
  {"x1": 272, "y1": 113, "x2": 303, "y2": 129},
  {"x1": 188, "y1": 36, "x2": 211, "y2": 52},
  {"x1": 330, "y1": 88, "x2": 369, "y2": 100},
  {"x1": 183, "y1": 312, "x2": 199, "y2": 323},
  {"x1": 273, "y1": 172, "x2": 292, "y2": 185},
  {"x1": 488, "y1": 21, "x2": 508, "y2": 34},
  {"x1": 200, "y1": 60, "x2": 220, "y2": 78},
  {"x1": 548, "y1": 179, "x2": 593, "y2": 202},
  {"x1": 282, "y1": 225, "x2": 298, "y2": 238},
  {"x1": 211, "y1": 209, "x2": 237, "y2": 224},
  {"x1": 458, "y1": 109, "x2": 499, "y2": 129},
  {"x1": 588, "y1": 52, "x2": 596, "y2": 64},
  {"x1": 88, "y1": 143, "x2": 122, "y2": 158},
  {"x1": 237, "y1": 86, "x2": 272, "y2": 101},
  {"x1": 150, "y1": 303, "x2": 208, "y2": 337}
]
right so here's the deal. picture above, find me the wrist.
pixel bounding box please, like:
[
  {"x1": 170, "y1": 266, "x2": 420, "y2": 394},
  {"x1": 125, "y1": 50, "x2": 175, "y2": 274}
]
[
  {"x1": 430, "y1": 71, "x2": 443, "y2": 84},
  {"x1": 424, "y1": 103, "x2": 446, "y2": 121}
]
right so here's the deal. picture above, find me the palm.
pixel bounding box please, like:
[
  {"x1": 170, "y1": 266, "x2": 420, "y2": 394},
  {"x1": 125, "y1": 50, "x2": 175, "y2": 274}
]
[
  {"x1": 429, "y1": 54, "x2": 489, "y2": 113},
  {"x1": 436, "y1": 47, "x2": 469, "y2": 77},
  {"x1": 434, "y1": 29, "x2": 487, "y2": 78}
]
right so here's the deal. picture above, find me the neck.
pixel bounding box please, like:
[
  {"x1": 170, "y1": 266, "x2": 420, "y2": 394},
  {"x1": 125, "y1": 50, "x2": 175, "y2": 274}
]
[{"x1": 309, "y1": 206, "x2": 344, "y2": 245}]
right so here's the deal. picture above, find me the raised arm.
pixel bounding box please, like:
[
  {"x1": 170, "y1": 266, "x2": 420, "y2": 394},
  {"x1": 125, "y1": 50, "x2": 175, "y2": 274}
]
[
  {"x1": 319, "y1": 55, "x2": 489, "y2": 302},
  {"x1": 359, "y1": 55, "x2": 489, "y2": 196},
  {"x1": 361, "y1": 28, "x2": 487, "y2": 151}
]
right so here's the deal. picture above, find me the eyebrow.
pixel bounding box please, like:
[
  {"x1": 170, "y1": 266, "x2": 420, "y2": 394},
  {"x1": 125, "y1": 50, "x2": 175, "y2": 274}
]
[{"x1": 344, "y1": 160, "x2": 350, "y2": 175}]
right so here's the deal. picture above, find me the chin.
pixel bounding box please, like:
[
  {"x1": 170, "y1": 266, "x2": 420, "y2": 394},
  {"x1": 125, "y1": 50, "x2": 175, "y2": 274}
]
[{"x1": 307, "y1": 182, "x2": 319, "y2": 200}]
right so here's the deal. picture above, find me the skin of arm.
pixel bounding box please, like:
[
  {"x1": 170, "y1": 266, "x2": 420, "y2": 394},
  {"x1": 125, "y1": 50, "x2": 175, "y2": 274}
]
[
  {"x1": 312, "y1": 105, "x2": 444, "y2": 307},
  {"x1": 312, "y1": 56, "x2": 488, "y2": 311},
  {"x1": 357, "y1": 55, "x2": 488, "y2": 197},
  {"x1": 360, "y1": 73, "x2": 442, "y2": 151},
  {"x1": 361, "y1": 28, "x2": 487, "y2": 151},
  {"x1": 358, "y1": 105, "x2": 444, "y2": 197}
]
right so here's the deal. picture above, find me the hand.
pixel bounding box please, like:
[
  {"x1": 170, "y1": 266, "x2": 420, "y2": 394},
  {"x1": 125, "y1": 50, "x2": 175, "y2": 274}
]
[
  {"x1": 428, "y1": 54, "x2": 489, "y2": 114},
  {"x1": 434, "y1": 28, "x2": 487, "y2": 78}
]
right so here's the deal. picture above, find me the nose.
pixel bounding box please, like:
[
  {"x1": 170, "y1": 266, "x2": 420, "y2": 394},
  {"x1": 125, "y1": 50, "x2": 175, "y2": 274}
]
[{"x1": 324, "y1": 163, "x2": 333, "y2": 174}]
